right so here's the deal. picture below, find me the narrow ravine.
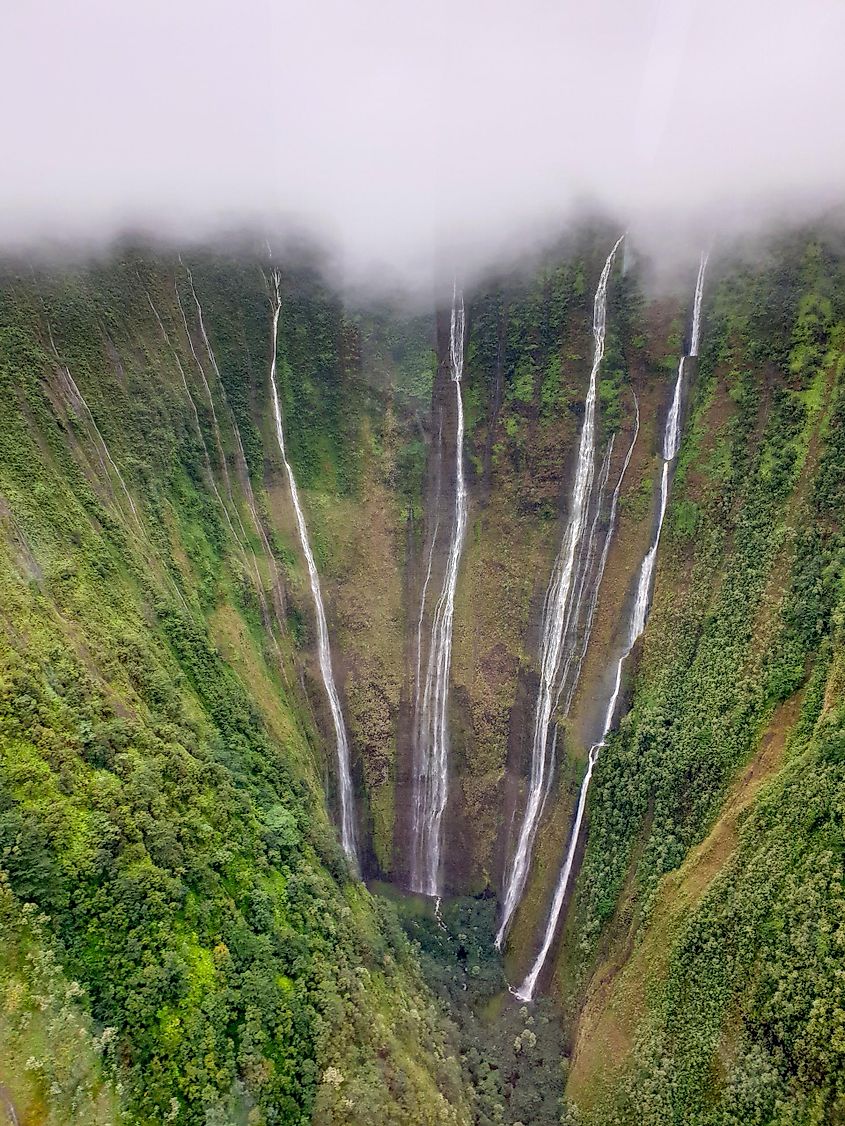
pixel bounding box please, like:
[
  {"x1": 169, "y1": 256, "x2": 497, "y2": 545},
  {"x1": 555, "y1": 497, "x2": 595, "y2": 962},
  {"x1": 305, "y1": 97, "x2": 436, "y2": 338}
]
[
  {"x1": 411, "y1": 284, "x2": 469, "y2": 897},
  {"x1": 496, "y1": 236, "x2": 626, "y2": 947},
  {"x1": 514, "y1": 251, "x2": 709, "y2": 1000},
  {"x1": 268, "y1": 270, "x2": 358, "y2": 866}
]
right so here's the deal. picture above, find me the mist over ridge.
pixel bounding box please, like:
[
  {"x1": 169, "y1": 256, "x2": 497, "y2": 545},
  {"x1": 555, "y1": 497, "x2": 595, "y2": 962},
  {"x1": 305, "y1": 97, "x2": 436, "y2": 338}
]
[
  {"x1": 3, "y1": 6, "x2": 845, "y2": 1119},
  {"x1": 5, "y1": 0, "x2": 844, "y2": 292}
]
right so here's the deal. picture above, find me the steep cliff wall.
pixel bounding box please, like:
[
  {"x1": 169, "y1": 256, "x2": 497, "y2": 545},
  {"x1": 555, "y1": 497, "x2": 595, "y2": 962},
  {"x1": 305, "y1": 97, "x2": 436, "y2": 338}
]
[
  {"x1": 0, "y1": 255, "x2": 467, "y2": 1125},
  {"x1": 1, "y1": 229, "x2": 844, "y2": 1124}
]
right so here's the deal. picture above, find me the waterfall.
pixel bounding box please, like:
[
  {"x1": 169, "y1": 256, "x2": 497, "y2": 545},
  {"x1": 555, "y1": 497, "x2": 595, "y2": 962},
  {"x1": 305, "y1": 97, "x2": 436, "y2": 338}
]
[
  {"x1": 562, "y1": 392, "x2": 640, "y2": 716},
  {"x1": 178, "y1": 268, "x2": 289, "y2": 652},
  {"x1": 514, "y1": 251, "x2": 709, "y2": 1001},
  {"x1": 410, "y1": 284, "x2": 469, "y2": 897},
  {"x1": 184, "y1": 269, "x2": 284, "y2": 592},
  {"x1": 268, "y1": 271, "x2": 358, "y2": 867},
  {"x1": 415, "y1": 520, "x2": 439, "y2": 693},
  {"x1": 690, "y1": 250, "x2": 709, "y2": 359},
  {"x1": 496, "y1": 236, "x2": 625, "y2": 947}
]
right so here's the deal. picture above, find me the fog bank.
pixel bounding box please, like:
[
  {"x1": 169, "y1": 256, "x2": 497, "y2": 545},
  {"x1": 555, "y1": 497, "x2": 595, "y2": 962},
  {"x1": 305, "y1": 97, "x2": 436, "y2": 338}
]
[{"x1": 4, "y1": 0, "x2": 844, "y2": 290}]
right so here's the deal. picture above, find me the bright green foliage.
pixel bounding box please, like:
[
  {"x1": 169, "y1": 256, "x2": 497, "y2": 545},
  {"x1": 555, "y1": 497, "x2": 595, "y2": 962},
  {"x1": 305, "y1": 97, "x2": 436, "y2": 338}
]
[{"x1": 0, "y1": 874, "x2": 122, "y2": 1124}]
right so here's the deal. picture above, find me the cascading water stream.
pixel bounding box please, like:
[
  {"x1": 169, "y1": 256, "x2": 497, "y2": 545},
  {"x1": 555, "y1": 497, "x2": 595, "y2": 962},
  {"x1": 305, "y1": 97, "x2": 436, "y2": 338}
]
[
  {"x1": 268, "y1": 271, "x2": 358, "y2": 867},
  {"x1": 415, "y1": 424, "x2": 443, "y2": 695},
  {"x1": 514, "y1": 251, "x2": 709, "y2": 1001},
  {"x1": 415, "y1": 521, "x2": 439, "y2": 692},
  {"x1": 178, "y1": 267, "x2": 289, "y2": 654},
  {"x1": 496, "y1": 236, "x2": 625, "y2": 947},
  {"x1": 410, "y1": 285, "x2": 469, "y2": 897},
  {"x1": 561, "y1": 391, "x2": 640, "y2": 716}
]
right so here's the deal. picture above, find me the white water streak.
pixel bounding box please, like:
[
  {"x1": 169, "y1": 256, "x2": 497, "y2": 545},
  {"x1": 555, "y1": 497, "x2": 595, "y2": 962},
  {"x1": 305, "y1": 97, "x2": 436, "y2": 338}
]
[
  {"x1": 415, "y1": 521, "x2": 439, "y2": 693},
  {"x1": 515, "y1": 252, "x2": 708, "y2": 1001},
  {"x1": 181, "y1": 268, "x2": 288, "y2": 639},
  {"x1": 554, "y1": 436, "x2": 614, "y2": 705},
  {"x1": 411, "y1": 285, "x2": 469, "y2": 896},
  {"x1": 562, "y1": 392, "x2": 640, "y2": 715},
  {"x1": 496, "y1": 236, "x2": 624, "y2": 946},
  {"x1": 268, "y1": 271, "x2": 358, "y2": 866},
  {"x1": 690, "y1": 250, "x2": 709, "y2": 359},
  {"x1": 414, "y1": 421, "x2": 443, "y2": 697}
]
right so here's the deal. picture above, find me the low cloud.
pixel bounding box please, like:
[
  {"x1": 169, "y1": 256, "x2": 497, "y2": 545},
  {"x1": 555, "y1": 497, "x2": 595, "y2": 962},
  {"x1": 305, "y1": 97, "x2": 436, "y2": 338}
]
[{"x1": 4, "y1": 0, "x2": 844, "y2": 291}]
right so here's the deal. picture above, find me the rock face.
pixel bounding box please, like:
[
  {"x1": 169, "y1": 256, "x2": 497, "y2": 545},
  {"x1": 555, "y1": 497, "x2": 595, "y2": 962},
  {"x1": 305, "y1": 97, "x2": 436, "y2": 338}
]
[{"x1": 1, "y1": 229, "x2": 845, "y2": 1124}]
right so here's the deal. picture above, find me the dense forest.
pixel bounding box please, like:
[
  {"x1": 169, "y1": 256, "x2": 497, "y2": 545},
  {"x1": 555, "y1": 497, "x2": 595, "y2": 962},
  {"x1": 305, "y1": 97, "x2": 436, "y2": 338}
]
[{"x1": 0, "y1": 227, "x2": 843, "y2": 1125}]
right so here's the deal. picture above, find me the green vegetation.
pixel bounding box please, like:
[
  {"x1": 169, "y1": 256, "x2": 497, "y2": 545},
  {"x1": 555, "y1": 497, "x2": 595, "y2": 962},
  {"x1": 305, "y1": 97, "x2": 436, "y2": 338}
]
[
  {"x1": 0, "y1": 259, "x2": 468, "y2": 1124},
  {"x1": 2, "y1": 229, "x2": 845, "y2": 1125},
  {"x1": 559, "y1": 236, "x2": 845, "y2": 1122},
  {"x1": 400, "y1": 894, "x2": 565, "y2": 1126},
  {"x1": 0, "y1": 875, "x2": 121, "y2": 1124}
]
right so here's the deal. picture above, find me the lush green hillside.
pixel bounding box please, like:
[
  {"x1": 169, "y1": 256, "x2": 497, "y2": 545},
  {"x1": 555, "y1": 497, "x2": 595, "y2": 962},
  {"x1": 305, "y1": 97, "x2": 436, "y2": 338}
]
[
  {"x1": 0, "y1": 256, "x2": 466, "y2": 1125},
  {"x1": 1, "y1": 230, "x2": 844, "y2": 1125},
  {"x1": 559, "y1": 236, "x2": 845, "y2": 1123}
]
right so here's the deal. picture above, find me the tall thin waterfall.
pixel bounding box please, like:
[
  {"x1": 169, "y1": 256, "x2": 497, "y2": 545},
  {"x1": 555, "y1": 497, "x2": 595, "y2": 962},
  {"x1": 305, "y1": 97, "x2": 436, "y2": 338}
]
[
  {"x1": 496, "y1": 237, "x2": 625, "y2": 947},
  {"x1": 410, "y1": 285, "x2": 469, "y2": 897},
  {"x1": 514, "y1": 251, "x2": 709, "y2": 1001},
  {"x1": 268, "y1": 271, "x2": 358, "y2": 867},
  {"x1": 562, "y1": 392, "x2": 640, "y2": 717}
]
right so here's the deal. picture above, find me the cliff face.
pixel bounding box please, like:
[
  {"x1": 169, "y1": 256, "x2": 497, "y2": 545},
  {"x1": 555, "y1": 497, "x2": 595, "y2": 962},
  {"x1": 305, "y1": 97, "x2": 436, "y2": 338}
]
[
  {"x1": 0, "y1": 256, "x2": 468, "y2": 1125},
  {"x1": 1, "y1": 228, "x2": 844, "y2": 1124},
  {"x1": 557, "y1": 238, "x2": 845, "y2": 1125}
]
